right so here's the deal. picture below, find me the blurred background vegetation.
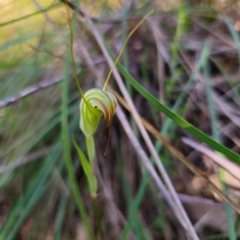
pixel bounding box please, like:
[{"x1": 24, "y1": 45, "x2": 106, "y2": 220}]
[{"x1": 1, "y1": 0, "x2": 240, "y2": 239}]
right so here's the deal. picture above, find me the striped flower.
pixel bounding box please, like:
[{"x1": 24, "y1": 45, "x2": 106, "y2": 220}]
[{"x1": 80, "y1": 88, "x2": 117, "y2": 137}]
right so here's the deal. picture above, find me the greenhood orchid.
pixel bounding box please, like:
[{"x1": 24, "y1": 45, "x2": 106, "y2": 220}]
[{"x1": 80, "y1": 88, "x2": 118, "y2": 138}]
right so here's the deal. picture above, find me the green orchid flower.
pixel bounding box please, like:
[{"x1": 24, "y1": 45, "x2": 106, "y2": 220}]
[{"x1": 80, "y1": 88, "x2": 118, "y2": 137}]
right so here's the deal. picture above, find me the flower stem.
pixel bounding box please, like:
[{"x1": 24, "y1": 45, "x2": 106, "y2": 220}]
[
  {"x1": 86, "y1": 136, "x2": 95, "y2": 164},
  {"x1": 86, "y1": 136, "x2": 104, "y2": 239},
  {"x1": 92, "y1": 195, "x2": 104, "y2": 240}
]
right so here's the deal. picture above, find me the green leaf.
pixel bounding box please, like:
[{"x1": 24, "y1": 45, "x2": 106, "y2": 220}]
[
  {"x1": 72, "y1": 136, "x2": 98, "y2": 195},
  {"x1": 72, "y1": 136, "x2": 91, "y2": 178},
  {"x1": 115, "y1": 61, "x2": 240, "y2": 165}
]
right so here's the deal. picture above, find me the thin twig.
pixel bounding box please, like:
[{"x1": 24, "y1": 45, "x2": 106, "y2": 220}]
[
  {"x1": 0, "y1": 75, "x2": 63, "y2": 109},
  {"x1": 191, "y1": 16, "x2": 236, "y2": 49},
  {"x1": 141, "y1": 121, "x2": 240, "y2": 214},
  {"x1": 116, "y1": 105, "x2": 184, "y2": 222},
  {"x1": 0, "y1": 56, "x2": 105, "y2": 109},
  {"x1": 182, "y1": 138, "x2": 240, "y2": 183},
  {"x1": 180, "y1": 50, "x2": 240, "y2": 129}
]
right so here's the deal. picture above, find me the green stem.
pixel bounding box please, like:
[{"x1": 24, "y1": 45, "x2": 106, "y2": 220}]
[
  {"x1": 92, "y1": 195, "x2": 104, "y2": 240},
  {"x1": 86, "y1": 135, "x2": 98, "y2": 196},
  {"x1": 86, "y1": 136, "x2": 104, "y2": 239},
  {"x1": 64, "y1": 0, "x2": 84, "y2": 98},
  {"x1": 86, "y1": 136, "x2": 95, "y2": 164},
  {"x1": 103, "y1": 10, "x2": 153, "y2": 90}
]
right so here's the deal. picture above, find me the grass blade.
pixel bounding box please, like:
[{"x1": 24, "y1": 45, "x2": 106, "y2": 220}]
[{"x1": 115, "y1": 60, "x2": 240, "y2": 164}]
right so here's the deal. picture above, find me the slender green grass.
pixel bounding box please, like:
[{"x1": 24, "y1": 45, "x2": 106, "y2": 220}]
[
  {"x1": 157, "y1": 44, "x2": 210, "y2": 150},
  {"x1": 0, "y1": 32, "x2": 54, "y2": 52},
  {"x1": 204, "y1": 51, "x2": 236, "y2": 240},
  {"x1": 0, "y1": 3, "x2": 61, "y2": 28},
  {"x1": 225, "y1": 18, "x2": 240, "y2": 61},
  {"x1": 54, "y1": 194, "x2": 68, "y2": 240},
  {"x1": 117, "y1": 143, "x2": 149, "y2": 240},
  {"x1": 0, "y1": 93, "x2": 79, "y2": 188},
  {"x1": 0, "y1": 143, "x2": 60, "y2": 240},
  {"x1": 115, "y1": 58, "x2": 240, "y2": 164},
  {"x1": 0, "y1": 3, "x2": 91, "y2": 239},
  {"x1": 120, "y1": 172, "x2": 151, "y2": 240},
  {"x1": 202, "y1": 232, "x2": 240, "y2": 240},
  {"x1": 0, "y1": 94, "x2": 84, "y2": 238},
  {"x1": 119, "y1": 4, "x2": 148, "y2": 238}
]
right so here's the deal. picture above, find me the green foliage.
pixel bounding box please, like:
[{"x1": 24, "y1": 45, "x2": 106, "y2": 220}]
[
  {"x1": 72, "y1": 136, "x2": 98, "y2": 195},
  {"x1": 115, "y1": 59, "x2": 240, "y2": 164}
]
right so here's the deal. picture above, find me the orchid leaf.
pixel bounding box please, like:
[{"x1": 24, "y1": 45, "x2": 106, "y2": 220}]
[{"x1": 72, "y1": 136, "x2": 98, "y2": 195}]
